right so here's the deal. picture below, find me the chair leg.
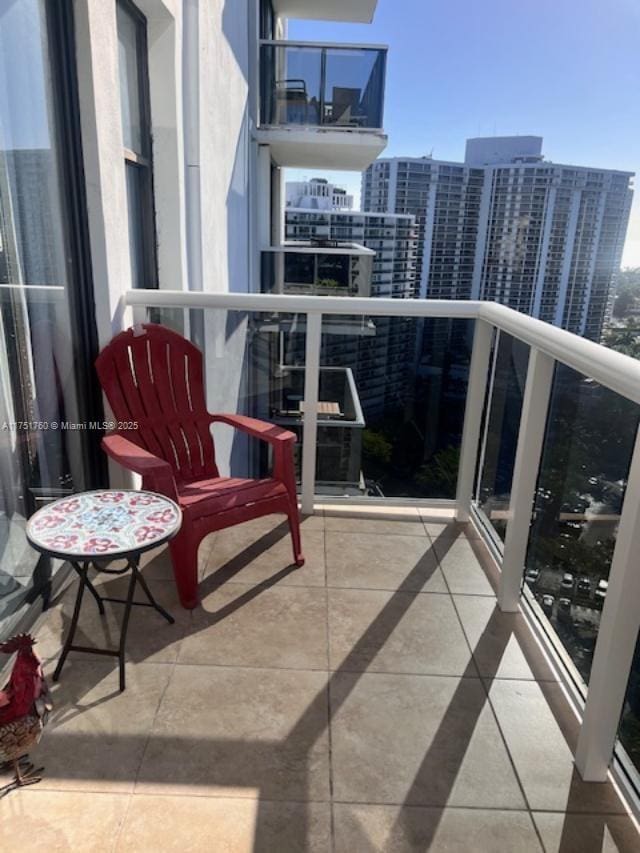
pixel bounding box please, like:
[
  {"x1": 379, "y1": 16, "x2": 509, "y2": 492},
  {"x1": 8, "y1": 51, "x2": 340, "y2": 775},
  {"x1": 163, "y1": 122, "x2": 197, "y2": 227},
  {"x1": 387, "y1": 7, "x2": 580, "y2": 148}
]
[
  {"x1": 168, "y1": 531, "x2": 200, "y2": 609},
  {"x1": 287, "y1": 503, "x2": 305, "y2": 567}
]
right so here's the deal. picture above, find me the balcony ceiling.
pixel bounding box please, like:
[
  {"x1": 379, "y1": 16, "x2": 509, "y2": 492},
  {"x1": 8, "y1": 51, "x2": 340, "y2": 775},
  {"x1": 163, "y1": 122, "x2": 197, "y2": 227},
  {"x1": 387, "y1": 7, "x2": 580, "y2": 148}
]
[
  {"x1": 256, "y1": 127, "x2": 388, "y2": 170},
  {"x1": 272, "y1": 0, "x2": 377, "y2": 23}
]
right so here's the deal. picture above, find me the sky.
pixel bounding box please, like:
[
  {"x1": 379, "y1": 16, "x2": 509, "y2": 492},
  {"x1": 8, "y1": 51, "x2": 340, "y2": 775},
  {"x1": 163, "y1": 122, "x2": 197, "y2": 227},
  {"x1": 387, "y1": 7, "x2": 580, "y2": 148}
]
[{"x1": 287, "y1": 0, "x2": 640, "y2": 268}]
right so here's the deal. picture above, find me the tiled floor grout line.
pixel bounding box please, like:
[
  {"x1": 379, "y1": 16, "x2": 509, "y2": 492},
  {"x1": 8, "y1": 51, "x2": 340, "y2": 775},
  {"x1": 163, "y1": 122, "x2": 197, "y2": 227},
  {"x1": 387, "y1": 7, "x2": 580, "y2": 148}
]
[
  {"x1": 18, "y1": 785, "x2": 629, "y2": 817},
  {"x1": 127, "y1": 640, "x2": 183, "y2": 803},
  {"x1": 447, "y1": 563, "x2": 544, "y2": 847},
  {"x1": 443, "y1": 558, "x2": 549, "y2": 850},
  {"x1": 110, "y1": 792, "x2": 134, "y2": 853},
  {"x1": 322, "y1": 526, "x2": 337, "y2": 853}
]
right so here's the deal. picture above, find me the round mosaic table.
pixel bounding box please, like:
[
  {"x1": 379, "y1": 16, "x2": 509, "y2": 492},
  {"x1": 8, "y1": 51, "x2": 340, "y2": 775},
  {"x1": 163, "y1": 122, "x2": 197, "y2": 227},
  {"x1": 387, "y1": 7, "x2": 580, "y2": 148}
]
[{"x1": 26, "y1": 490, "x2": 182, "y2": 691}]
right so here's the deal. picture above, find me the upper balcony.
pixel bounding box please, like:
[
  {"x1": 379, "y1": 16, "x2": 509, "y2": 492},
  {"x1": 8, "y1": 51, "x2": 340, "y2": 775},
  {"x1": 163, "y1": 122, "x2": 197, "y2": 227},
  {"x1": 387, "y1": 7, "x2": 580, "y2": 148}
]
[
  {"x1": 261, "y1": 241, "x2": 375, "y2": 296},
  {"x1": 256, "y1": 40, "x2": 388, "y2": 169},
  {"x1": 272, "y1": 0, "x2": 379, "y2": 23}
]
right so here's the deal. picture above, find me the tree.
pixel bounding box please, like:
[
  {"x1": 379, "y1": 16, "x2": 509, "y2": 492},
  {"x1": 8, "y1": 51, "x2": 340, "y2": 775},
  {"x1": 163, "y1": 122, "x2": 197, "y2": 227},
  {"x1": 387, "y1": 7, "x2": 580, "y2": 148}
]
[
  {"x1": 415, "y1": 446, "x2": 460, "y2": 497},
  {"x1": 612, "y1": 267, "x2": 640, "y2": 319},
  {"x1": 362, "y1": 429, "x2": 393, "y2": 465},
  {"x1": 604, "y1": 319, "x2": 640, "y2": 359}
]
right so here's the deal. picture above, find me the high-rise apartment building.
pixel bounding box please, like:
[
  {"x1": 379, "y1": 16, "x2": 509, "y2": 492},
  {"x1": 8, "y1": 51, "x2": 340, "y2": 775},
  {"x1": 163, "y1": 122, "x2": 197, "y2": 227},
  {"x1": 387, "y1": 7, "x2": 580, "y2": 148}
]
[{"x1": 362, "y1": 137, "x2": 633, "y2": 340}]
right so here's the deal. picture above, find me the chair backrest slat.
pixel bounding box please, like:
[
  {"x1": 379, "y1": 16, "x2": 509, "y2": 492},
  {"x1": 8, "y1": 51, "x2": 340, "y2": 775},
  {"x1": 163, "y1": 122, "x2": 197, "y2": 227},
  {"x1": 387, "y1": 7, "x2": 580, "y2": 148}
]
[{"x1": 96, "y1": 324, "x2": 218, "y2": 483}]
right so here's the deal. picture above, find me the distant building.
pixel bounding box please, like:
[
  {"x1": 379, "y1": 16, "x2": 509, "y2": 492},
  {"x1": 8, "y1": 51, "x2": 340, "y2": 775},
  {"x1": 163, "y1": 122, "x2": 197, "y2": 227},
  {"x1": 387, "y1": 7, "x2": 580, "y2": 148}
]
[
  {"x1": 362, "y1": 137, "x2": 634, "y2": 340},
  {"x1": 285, "y1": 177, "x2": 354, "y2": 211},
  {"x1": 284, "y1": 188, "x2": 418, "y2": 419}
]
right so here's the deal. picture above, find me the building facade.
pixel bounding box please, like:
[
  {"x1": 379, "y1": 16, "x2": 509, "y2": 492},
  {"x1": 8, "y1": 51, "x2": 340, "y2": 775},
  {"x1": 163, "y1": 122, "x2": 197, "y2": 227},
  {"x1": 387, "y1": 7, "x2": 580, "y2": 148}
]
[
  {"x1": 362, "y1": 137, "x2": 634, "y2": 340},
  {"x1": 285, "y1": 177, "x2": 354, "y2": 211}
]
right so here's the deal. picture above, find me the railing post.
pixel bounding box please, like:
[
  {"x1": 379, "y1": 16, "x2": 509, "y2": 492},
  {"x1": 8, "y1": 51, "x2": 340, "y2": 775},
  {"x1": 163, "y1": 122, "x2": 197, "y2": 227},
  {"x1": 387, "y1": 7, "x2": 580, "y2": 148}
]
[
  {"x1": 455, "y1": 319, "x2": 494, "y2": 521},
  {"x1": 575, "y1": 423, "x2": 640, "y2": 781},
  {"x1": 131, "y1": 303, "x2": 147, "y2": 326},
  {"x1": 301, "y1": 312, "x2": 322, "y2": 515},
  {"x1": 498, "y1": 348, "x2": 555, "y2": 611}
]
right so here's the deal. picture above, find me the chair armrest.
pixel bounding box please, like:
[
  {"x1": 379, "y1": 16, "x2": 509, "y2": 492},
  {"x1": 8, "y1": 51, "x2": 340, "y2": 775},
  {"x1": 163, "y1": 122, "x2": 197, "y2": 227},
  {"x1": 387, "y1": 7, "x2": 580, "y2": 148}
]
[
  {"x1": 210, "y1": 414, "x2": 296, "y2": 447},
  {"x1": 101, "y1": 433, "x2": 178, "y2": 501}
]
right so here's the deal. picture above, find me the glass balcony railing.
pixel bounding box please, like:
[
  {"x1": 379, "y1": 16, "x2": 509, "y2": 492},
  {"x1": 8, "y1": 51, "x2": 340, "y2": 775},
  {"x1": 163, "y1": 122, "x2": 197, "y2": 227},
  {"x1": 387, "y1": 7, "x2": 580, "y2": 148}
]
[
  {"x1": 259, "y1": 41, "x2": 387, "y2": 130},
  {"x1": 261, "y1": 243, "x2": 374, "y2": 297}
]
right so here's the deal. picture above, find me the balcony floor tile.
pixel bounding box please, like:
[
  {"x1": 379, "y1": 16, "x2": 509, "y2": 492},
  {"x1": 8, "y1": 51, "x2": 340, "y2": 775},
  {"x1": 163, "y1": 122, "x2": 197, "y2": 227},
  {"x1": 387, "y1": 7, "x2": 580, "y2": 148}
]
[
  {"x1": 179, "y1": 583, "x2": 329, "y2": 671},
  {"x1": 432, "y1": 537, "x2": 496, "y2": 597},
  {"x1": 328, "y1": 588, "x2": 475, "y2": 676},
  {"x1": 330, "y1": 671, "x2": 527, "y2": 809},
  {"x1": 453, "y1": 594, "x2": 558, "y2": 681},
  {"x1": 117, "y1": 795, "x2": 332, "y2": 853},
  {"x1": 203, "y1": 519, "x2": 326, "y2": 588},
  {"x1": 333, "y1": 804, "x2": 542, "y2": 853},
  {"x1": 135, "y1": 664, "x2": 331, "y2": 801},
  {"x1": 17, "y1": 660, "x2": 172, "y2": 794},
  {"x1": 325, "y1": 531, "x2": 448, "y2": 593},
  {"x1": 532, "y1": 811, "x2": 640, "y2": 853},
  {"x1": 487, "y1": 679, "x2": 628, "y2": 814},
  {"x1": 0, "y1": 790, "x2": 130, "y2": 852}
]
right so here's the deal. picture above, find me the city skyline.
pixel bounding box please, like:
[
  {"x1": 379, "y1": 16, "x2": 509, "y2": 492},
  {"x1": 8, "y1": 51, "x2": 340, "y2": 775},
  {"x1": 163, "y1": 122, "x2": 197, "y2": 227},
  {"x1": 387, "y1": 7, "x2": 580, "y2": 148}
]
[{"x1": 288, "y1": 0, "x2": 640, "y2": 267}]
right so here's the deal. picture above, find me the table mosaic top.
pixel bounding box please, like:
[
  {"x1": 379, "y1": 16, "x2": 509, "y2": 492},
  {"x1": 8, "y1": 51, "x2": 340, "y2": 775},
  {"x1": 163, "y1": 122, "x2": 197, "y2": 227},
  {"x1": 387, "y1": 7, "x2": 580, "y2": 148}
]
[{"x1": 26, "y1": 490, "x2": 182, "y2": 559}]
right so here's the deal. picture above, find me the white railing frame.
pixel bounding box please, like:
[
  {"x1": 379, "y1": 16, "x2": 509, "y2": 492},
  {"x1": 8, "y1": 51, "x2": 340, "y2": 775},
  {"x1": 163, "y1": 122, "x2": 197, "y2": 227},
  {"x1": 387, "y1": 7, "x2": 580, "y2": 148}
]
[
  {"x1": 123, "y1": 288, "x2": 640, "y2": 784},
  {"x1": 455, "y1": 319, "x2": 493, "y2": 522}
]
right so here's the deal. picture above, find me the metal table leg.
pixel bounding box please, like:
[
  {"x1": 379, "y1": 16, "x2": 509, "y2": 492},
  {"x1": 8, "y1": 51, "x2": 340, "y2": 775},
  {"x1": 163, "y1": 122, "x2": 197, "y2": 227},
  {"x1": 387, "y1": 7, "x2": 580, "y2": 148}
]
[
  {"x1": 53, "y1": 553, "x2": 175, "y2": 692},
  {"x1": 53, "y1": 560, "x2": 92, "y2": 683}
]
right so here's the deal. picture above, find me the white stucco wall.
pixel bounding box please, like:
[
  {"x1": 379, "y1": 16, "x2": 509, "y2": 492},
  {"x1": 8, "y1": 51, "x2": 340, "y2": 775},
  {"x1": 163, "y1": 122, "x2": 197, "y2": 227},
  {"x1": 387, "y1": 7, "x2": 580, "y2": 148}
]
[
  {"x1": 75, "y1": 0, "x2": 258, "y2": 477},
  {"x1": 74, "y1": 0, "x2": 133, "y2": 344},
  {"x1": 197, "y1": 0, "x2": 257, "y2": 474},
  {"x1": 198, "y1": 0, "x2": 252, "y2": 296}
]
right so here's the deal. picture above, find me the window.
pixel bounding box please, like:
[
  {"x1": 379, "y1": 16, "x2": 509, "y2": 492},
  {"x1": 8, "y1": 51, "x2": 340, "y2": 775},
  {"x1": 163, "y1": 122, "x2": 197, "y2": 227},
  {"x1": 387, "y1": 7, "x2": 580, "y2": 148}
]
[{"x1": 117, "y1": 0, "x2": 157, "y2": 289}]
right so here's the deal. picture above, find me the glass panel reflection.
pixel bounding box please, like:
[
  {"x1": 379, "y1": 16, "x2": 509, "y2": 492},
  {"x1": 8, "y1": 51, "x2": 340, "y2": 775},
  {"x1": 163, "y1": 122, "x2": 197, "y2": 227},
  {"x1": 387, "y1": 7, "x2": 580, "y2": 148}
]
[
  {"x1": 525, "y1": 365, "x2": 639, "y2": 685},
  {"x1": 316, "y1": 315, "x2": 473, "y2": 497},
  {"x1": 476, "y1": 333, "x2": 529, "y2": 540}
]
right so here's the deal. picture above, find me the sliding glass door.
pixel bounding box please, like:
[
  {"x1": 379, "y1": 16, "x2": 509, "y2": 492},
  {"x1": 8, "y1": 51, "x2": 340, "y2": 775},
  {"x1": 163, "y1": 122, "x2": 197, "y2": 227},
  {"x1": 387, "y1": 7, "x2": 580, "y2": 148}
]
[{"x1": 0, "y1": 0, "x2": 102, "y2": 636}]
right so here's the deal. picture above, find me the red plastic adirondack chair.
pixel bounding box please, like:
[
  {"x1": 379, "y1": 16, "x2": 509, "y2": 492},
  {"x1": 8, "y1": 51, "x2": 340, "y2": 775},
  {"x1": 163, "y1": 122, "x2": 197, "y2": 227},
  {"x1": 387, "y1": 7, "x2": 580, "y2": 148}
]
[{"x1": 95, "y1": 323, "x2": 303, "y2": 609}]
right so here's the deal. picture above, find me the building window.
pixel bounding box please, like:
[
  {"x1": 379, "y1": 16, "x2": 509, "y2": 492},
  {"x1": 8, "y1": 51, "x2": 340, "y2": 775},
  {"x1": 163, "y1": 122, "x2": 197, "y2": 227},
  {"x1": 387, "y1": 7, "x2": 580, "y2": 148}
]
[{"x1": 117, "y1": 0, "x2": 157, "y2": 288}]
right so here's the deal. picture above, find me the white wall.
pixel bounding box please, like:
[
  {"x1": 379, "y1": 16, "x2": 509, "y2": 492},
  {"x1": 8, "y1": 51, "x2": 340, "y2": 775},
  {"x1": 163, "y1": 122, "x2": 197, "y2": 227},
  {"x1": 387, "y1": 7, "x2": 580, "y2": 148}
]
[
  {"x1": 75, "y1": 0, "x2": 258, "y2": 477},
  {"x1": 75, "y1": 0, "x2": 188, "y2": 342},
  {"x1": 74, "y1": 0, "x2": 133, "y2": 345},
  {"x1": 198, "y1": 0, "x2": 253, "y2": 296}
]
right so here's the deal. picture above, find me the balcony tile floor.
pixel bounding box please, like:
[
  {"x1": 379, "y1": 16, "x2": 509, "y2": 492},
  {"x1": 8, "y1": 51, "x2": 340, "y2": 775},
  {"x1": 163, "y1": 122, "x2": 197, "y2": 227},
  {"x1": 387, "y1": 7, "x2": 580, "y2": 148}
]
[{"x1": 0, "y1": 510, "x2": 638, "y2": 852}]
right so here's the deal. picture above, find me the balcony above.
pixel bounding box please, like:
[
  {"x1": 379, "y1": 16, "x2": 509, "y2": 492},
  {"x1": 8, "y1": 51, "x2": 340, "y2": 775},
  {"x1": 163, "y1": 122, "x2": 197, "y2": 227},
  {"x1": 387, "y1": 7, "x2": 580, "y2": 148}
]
[
  {"x1": 270, "y1": 365, "x2": 365, "y2": 429},
  {"x1": 261, "y1": 241, "x2": 374, "y2": 296},
  {"x1": 257, "y1": 40, "x2": 388, "y2": 169},
  {"x1": 272, "y1": 0, "x2": 378, "y2": 23}
]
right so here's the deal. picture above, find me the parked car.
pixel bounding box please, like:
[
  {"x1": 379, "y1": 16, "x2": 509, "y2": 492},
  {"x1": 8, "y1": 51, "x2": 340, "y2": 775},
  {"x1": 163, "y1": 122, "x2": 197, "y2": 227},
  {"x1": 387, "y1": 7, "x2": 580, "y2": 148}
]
[
  {"x1": 525, "y1": 568, "x2": 540, "y2": 585},
  {"x1": 561, "y1": 572, "x2": 574, "y2": 591},
  {"x1": 595, "y1": 579, "x2": 608, "y2": 601},
  {"x1": 577, "y1": 576, "x2": 591, "y2": 596},
  {"x1": 541, "y1": 594, "x2": 555, "y2": 615}
]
